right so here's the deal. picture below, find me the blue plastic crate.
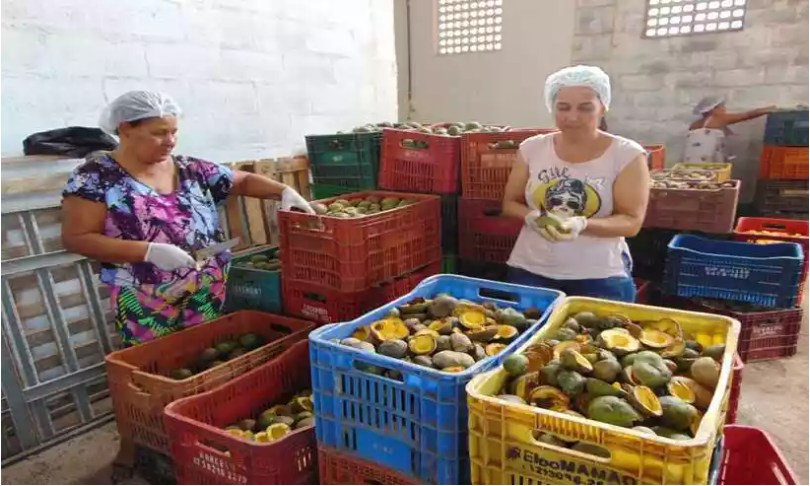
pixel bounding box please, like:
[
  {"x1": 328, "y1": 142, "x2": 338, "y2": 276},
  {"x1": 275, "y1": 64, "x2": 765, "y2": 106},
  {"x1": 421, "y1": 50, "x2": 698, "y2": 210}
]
[
  {"x1": 308, "y1": 275, "x2": 564, "y2": 485},
  {"x1": 764, "y1": 110, "x2": 809, "y2": 147},
  {"x1": 664, "y1": 234, "x2": 804, "y2": 308}
]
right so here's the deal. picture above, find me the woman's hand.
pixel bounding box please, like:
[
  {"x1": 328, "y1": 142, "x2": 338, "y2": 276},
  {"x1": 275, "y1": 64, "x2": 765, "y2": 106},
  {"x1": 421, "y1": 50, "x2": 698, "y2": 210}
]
[
  {"x1": 542, "y1": 215, "x2": 588, "y2": 242},
  {"x1": 281, "y1": 186, "x2": 315, "y2": 214},
  {"x1": 144, "y1": 243, "x2": 196, "y2": 271}
]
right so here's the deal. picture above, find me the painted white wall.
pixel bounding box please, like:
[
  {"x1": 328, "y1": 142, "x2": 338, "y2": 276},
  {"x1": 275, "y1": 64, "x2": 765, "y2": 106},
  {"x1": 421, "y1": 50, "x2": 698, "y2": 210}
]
[
  {"x1": 401, "y1": 0, "x2": 576, "y2": 127},
  {"x1": 1, "y1": 0, "x2": 398, "y2": 161}
]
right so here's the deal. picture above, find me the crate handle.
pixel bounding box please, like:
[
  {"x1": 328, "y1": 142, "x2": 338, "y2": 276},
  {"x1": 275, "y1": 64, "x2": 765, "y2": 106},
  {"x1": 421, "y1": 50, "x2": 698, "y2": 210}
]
[
  {"x1": 270, "y1": 323, "x2": 294, "y2": 336},
  {"x1": 400, "y1": 138, "x2": 430, "y2": 150},
  {"x1": 478, "y1": 287, "x2": 519, "y2": 304},
  {"x1": 529, "y1": 430, "x2": 612, "y2": 463},
  {"x1": 486, "y1": 140, "x2": 520, "y2": 150},
  {"x1": 482, "y1": 207, "x2": 504, "y2": 217},
  {"x1": 194, "y1": 439, "x2": 233, "y2": 460},
  {"x1": 351, "y1": 357, "x2": 405, "y2": 383},
  {"x1": 761, "y1": 222, "x2": 790, "y2": 231}
]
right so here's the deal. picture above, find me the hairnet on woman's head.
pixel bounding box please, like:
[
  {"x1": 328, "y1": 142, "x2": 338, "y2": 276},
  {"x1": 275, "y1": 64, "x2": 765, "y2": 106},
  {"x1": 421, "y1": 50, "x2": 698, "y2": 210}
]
[
  {"x1": 545, "y1": 65, "x2": 612, "y2": 113},
  {"x1": 99, "y1": 90, "x2": 181, "y2": 134},
  {"x1": 693, "y1": 96, "x2": 725, "y2": 115}
]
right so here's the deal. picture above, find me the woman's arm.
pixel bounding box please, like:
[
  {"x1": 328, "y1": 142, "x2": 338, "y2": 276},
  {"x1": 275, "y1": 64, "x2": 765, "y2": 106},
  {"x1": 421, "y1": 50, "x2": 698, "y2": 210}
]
[
  {"x1": 582, "y1": 154, "x2": 649, "y2": 238},
  {"x1": 722, "y1": 106, "x2": 776, "y2": 125},
  {"x1": 230, "y1": 170, "x2": 287, "y2": 199},
  {"x1": 61, "y1": 196, "x2": 149, "y2": 263},
  {"x1": 502, "y1": 153, "x2": 532, "y2": 220}
]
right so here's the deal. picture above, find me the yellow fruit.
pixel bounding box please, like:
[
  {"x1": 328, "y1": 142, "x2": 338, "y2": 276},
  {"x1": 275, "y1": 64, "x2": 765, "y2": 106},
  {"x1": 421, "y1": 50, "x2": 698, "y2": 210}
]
[
  {"x1": 600, "y1": 329, "x2": 640, "y2": 354},
  {"x1": 639, "y1": 329, "x2": 674, "y2": 349},
  {"x1": 265, "y1": 423, "x2": 291, "y2": 442}
]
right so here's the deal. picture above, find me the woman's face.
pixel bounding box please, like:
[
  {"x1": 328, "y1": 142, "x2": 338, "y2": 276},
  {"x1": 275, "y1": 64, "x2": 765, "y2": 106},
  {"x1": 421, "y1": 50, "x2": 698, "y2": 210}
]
[
  {"x1": 118, "y1": 116, "x2": 178, "y2": 164},
  {"x1": 553, "y1": 86, "x2": 605, "y2": 134}
]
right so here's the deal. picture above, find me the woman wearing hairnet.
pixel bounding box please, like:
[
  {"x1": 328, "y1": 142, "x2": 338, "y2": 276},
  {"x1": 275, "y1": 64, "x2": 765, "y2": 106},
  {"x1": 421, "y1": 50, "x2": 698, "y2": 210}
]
[
  {"x1": 683, "y1": 96, "x2": 775, "y2": 163},
  {"x1": 61, "y1": 90, "x2": 314, "y2": 346},
  {"x1": 503, "y1": 65, "x2": 648, "y2": 302}
]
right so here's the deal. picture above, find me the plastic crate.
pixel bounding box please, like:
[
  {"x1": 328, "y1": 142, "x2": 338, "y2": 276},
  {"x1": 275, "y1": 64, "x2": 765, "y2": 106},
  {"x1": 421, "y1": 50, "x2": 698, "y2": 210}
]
[
  {"x1": 441, "y1": 195, "x2": 458, "y2": 253},
  {"x1": 759, "y1": 145, "x2": 809, "y2": 180},
  {"x1": 717, "y1": 426, "x2": 798, "y2": 484},
  {"x1": 310, "y1": 183, "x2": 355, "y2": 200},
  {"x1": 634, "y1": 278, "x2": 651, "y2": 303},
  {"x1": 458, "y1": 198, "x2": 523, "y2": 264},
  {"x1": 644, "y1": 144, "x2": 666, "y2": 170},
  {"x1": 734, "y1": 216, "x2": 809, "y2": 278},
  {"x1": 378, "y1": 128, "x2": 461, "y2": 194},
  {"x1": 645, "y1": 180, "x2": 740, "y2": 233},
  {"x1": 279, "y1": 191, "x2": 441, "y2": 292},
  {"x1": 309, "y1": 275, "x2": 564, "y2": 484},
  {"x1": 727, "y1": 354, "x2": 744, "y2": 424},
  {"x1": 458, "y1": 258, "x2": 510, "y2": 281},
  {"x1": 442, "y1": 254, "x2": 458, "y2": 274},
  {"x1": 671, "y1": 162, "x2": 733, "y2": 181},
  {"x1": 764, "y1": 109, "x2": 809, "y2": 147},
  {"x1": 467, "y1": 297, "x2": 741, "y2": 485},
  {"x1": 664, "y1": 234, "x2": 805, "y2": 309},
  {"x1": 755, "y1": 179, "x2": 809, "y2": 215},
  {"x1": 105, "y1": 311, "x2": 315, "y2": 455},
  {"x1": 163, "y1": 341, "x2": 315, "y2": 485},
  {"x1": 282, "y1": 262, "x2": 440, "y2": 324},
  {"x1": 318, "y1": 444, "x2": 420, "y2": 485},
  {"x1": 306, "y1": 132, "x2": 381, "y2": 189},
  {"x1": 225, "y1": 246, "x2": 282, "y2": 314},
  {"x1": 460, "y1": 129, "x2": 555, "y2": 201}
]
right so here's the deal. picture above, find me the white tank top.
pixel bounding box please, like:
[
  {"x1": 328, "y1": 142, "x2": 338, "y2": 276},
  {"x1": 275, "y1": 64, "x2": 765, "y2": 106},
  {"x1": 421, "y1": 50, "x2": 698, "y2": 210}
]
[{"x1": 507, "y1": 132, "x2": 646, "y2": 280}]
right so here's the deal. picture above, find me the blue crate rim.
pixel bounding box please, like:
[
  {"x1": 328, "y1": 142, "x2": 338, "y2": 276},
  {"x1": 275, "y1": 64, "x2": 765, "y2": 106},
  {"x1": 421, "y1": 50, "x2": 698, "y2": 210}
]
[
  {"x1": 308, "y1": 274, "x2": 565, "y2": 378},
  {"x1": 668, "y1": 233, "x2": 805, "y2": 261}
]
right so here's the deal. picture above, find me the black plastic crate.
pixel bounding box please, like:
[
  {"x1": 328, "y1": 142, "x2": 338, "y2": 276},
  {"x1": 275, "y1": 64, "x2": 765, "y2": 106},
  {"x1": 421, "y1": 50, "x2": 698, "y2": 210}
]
[
  {"x1": 755, "y1": 179, "x2": 809, "y2": 215},
  {"x1": 441, "y1": 195, "x2": 458, "y2": 253},
  {"x1": 457, "y1": 258, "x2": 510, "y2": 282},
  {"x1": 627, "y1": 229, "x2": 731, "y2": 283},
  {"x1": 764, "y1": 110, "x2": 809, "y2": 147}
]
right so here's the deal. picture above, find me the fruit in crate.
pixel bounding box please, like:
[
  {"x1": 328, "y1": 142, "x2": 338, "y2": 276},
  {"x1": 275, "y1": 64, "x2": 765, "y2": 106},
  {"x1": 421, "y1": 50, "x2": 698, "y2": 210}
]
[
  {"x1": 314, "y1": 195, "x2": 418, "y2": 218},
  {"x1": 489, "y1": 310, "x2": 730, "y2": 441},
  {"x1": 335, "y1": 295, "x2": 545, "y2": 373},
  {"x1": 650, "y1": 174, "x2": 736, "y2": 190},
  {"x1": 166, "y1": 333, "x2": 268, "y2": 379},
  {"x1": 222, "y1": 389, "x2": 315, "y2": 442},
  {"x1": 234, "y1": 248, "x2": 281, "y2": 271}
]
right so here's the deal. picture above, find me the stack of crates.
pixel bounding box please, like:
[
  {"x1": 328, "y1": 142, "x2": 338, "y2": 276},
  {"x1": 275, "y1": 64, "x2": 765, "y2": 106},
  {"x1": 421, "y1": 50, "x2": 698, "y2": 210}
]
[
  {"x1": 278, "y1": 190, "x2": 442, "y2": 325},
  {"x1": 457, "y1": 129, "x2": 553, "y2": 280},
  {"x1": 377, "y1": 126, "x2": 461, "y2": 272},
  {"x1": 305, "y1": 131, "x2": 382, "y2": 198},
  {"x1": 755, "y1": 109, "x2": 808, "y2": 219}
]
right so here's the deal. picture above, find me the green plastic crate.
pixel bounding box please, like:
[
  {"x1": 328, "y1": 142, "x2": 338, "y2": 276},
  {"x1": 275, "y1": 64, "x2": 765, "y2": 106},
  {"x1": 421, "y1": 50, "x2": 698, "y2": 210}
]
[
  {"x1": 225, "y1": 246, "x2": 282, "y2": 314},
  {"x1": 311, "y1": 184, "x2": 356, "y2": 200},
  {"x1": 305, "y1": 132, "x2": 381, "y2": 190}
]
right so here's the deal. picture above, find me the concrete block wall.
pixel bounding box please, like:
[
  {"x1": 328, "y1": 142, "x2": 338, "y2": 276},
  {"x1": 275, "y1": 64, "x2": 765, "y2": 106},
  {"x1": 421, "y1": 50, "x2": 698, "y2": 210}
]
[
  {"x1": 1, "y1": 0, "x2": 398, "y2": 161},
  {"x1": 572, "y1": 0, "x2": 808, "y2": 202}
]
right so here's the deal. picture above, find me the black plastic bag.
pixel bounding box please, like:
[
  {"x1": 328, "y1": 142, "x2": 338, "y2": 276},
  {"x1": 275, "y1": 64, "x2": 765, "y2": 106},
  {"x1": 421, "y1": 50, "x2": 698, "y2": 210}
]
[{"x1": 23, "y1": 127, "x2": 118, "y2": 158}]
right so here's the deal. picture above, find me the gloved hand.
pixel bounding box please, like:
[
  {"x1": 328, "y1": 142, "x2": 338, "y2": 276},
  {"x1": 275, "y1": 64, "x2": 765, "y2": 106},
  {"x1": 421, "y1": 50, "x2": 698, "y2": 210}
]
[
  {"x1": 281, "y1": 186, "x2": 315, "y2": 214},
  {"x1": 524, "y1": 209, "x2": 544, "y2": 234},
  {"x1": 145, "y1": 243, "x2": 196, "y2": 271},
  {"x1": 543, "y1": 215, "x2": 588, "y2": 242}
]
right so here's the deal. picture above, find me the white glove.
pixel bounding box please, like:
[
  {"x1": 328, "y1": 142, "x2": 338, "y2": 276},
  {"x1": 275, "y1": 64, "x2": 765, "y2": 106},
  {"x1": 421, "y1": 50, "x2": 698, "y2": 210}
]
[
  {"x1": 281, "y1": 186, "x2": 315, "y2": 214},
  {"x1": 541, "y1": 215, "x2": 588, "y2": 242},
  {"x1": 145, "y1": 243, "x2": 196, "y2": 271},
  {"x1": 524, "y1": 209, "x2": 545, "y2": 234}
]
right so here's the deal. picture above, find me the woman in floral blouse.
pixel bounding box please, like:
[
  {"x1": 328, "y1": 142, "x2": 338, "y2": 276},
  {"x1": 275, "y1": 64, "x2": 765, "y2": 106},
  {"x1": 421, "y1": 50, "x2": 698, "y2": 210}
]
[{"x1": 61, "y1": 90, "x2": 313, "y2": 347}]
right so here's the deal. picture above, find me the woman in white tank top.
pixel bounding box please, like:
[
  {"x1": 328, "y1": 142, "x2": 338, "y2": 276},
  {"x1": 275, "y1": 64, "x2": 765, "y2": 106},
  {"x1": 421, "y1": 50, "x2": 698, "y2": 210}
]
[{"x1": 502, "y1": 65, "x2": 650, "y2": 302}]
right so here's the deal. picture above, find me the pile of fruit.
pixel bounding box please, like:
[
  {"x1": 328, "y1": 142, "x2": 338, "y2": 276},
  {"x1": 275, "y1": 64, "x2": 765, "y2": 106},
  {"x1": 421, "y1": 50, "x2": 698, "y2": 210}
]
[
  {"x1": 311, "y1": 196, "x2": 418, "y2": 218},
  {"x1": 223, "y1": 390, "x2": 314, "y2": 443},
  {"x1": 492, "y1": 310, "x2": 726, "y2": 442},
  {"x1": 167, "y1": 333, "x2": 267, "y2": 380},
  {"x1": 342, "y1": 121, "x2": 507, "y2": 137},
  {"x1": 741, "y1": 229, "x2": 805, "y2": 245},
  {"x1": 651, "y1": 171, "x2": 736, "y2": 190},
  {"x1": 332, "y1": 294, "x2": 542, "y2": 378},
  {"x1": 233, "y1": 250, "x2": 281, "y2": 271}
]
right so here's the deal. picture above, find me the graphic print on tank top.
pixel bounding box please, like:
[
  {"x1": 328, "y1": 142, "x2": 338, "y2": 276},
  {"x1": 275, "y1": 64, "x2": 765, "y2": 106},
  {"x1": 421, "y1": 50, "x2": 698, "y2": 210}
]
[{"x1": 531, "y1": 166, "x2": 603, "y2": 219}]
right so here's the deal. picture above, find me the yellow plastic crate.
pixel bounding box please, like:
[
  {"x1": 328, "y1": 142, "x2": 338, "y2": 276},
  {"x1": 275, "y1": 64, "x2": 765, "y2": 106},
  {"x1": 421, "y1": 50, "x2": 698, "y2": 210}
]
[
  {"x1": 466, "y1": 297, "x2": 740, "y2": 485},
  {"x1": 671, "y1": 162, "x2": 733, "y2": 182}
]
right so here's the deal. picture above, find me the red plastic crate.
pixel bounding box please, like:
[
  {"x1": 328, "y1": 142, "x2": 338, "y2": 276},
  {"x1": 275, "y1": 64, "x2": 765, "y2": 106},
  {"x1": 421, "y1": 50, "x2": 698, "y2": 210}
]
[
  {"x1": 318, "y1": 444, "x2": 420, "y2": 485},
  {"x1": 734, "y1": 217, "x2": 809, "y2": 276},
  {"x1": 378, "y1": 128, "x2": 461, "y2": 194},
  {"x1": 460, "y1": 129, "x2": 555, "y2": 201},
  {"x1": 282, "y1": 262, "x2": 440, "y2": 324},
  {"x1": 759, "y1": 145, "x2": 809, "y2": 180},
  {"x1": 105, "y1": 311, "x2": 315, "y2": 456},
  {"x1": 634, "y1": 278, "x2": 651, "y2": 304},
  {"x1": 727, "y1": 354, "x2": 744, "y2": 424},
  {"x1": 458, "y1": 198, "x2": 523, "y2": 264},
  {"x1": 279, "y1": 191, "x2": 441, "y2": 292},
  {"x1": 717, "y1": 426, "x2": 798, "y2": 485},
  {"x1": 644, "y1": 144, "x2": 666, "y2": 171},
  {"x1": 163, "y1": 341, "x2": 315, "y2": 485}
]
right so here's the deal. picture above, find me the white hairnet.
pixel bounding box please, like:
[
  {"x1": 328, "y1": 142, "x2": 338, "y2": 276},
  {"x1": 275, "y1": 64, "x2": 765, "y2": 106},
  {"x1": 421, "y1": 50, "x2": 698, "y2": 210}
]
[
  {"x1": 99, "y1": 90, "x2": 181, "y2": 134},
  {"x1": 545, "y1": 65, "x2": 612, "y2": 113},
  {"x1": 693, "y1": 96, "x2": 725, "y2": 115}
]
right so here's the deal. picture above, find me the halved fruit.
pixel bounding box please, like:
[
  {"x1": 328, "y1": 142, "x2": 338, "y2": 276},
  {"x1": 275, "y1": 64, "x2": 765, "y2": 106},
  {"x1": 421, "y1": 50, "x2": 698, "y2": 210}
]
[
  {"x1": 530, "y1": 386, "x2": 571, "y2": 410},
  {"x1": 352, "y1": 326, "x2": 371, "y2": 341},
  {"x1": 458, "y1": 310, "x2": 486, "y2": 329},
  {"x1": 370, "y1": 318, "x2": 409, "y2": 341},
  {"x1": 290, "y1": 396, "x2": 314, "y2": 413},
  {"x1": 560, "y1": 349, "x2": 593, "y2": 374},
  {"x1": 668, "y1": 377, "x2": 697, "y2": 404},
  {"x1": 639, "y1": 329, "x2": 675, "y2": 349},
  {"x1": 661, "y1": 339, "x2": 686, "y2": 359},
  {"x1": 553, "y1": 341, "x2": 581, "y2": 359},
  {"x1": 467, "y1": 325, "x2": 499, "y2": 342},
  {"x1": 414, "y1": 328, "x2": 440, "y2": 338},
  {"x1": 408, "y1": 334, "x2": 437, "y2": 355},
  {"x1": 628, "y1": 385, "x2": 663, "y2": 417},
  {"x1": 600, "y1": 329, "x2": 640, "y2": 355},
  {"x1": 509, "y1": 371, "x2": 541, "y2": 401},
  {"x1": 268, "y1": 404, "x2": 292, "y2": 416},
  {"x1": 495, "y1": 325, "x2": 519, "y2": 342},
  {"x1": 428, "y1": 320, "x2": 453, "y2": 335},
  {"x1": 254, "y1": 432, "x2": 271, "y2": 443},
  {"x1": 485, "y1": 343, "x2": 506, "y2": 356},
  {"x1": 646, "y1": 317, "x2": 683, "y2": 339},
  {"x1": 265, "y1": 423, "x2": 291, "y2": 441}
]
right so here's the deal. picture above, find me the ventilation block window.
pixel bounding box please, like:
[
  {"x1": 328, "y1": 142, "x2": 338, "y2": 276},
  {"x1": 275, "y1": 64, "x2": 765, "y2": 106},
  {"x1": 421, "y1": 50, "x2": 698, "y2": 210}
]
[
  {"x1": 644, "y1": 0, "x2": 746, "y2": 38},
  {"x1": 437, "y1": 0, "x2": 503, "y2": 55}
]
